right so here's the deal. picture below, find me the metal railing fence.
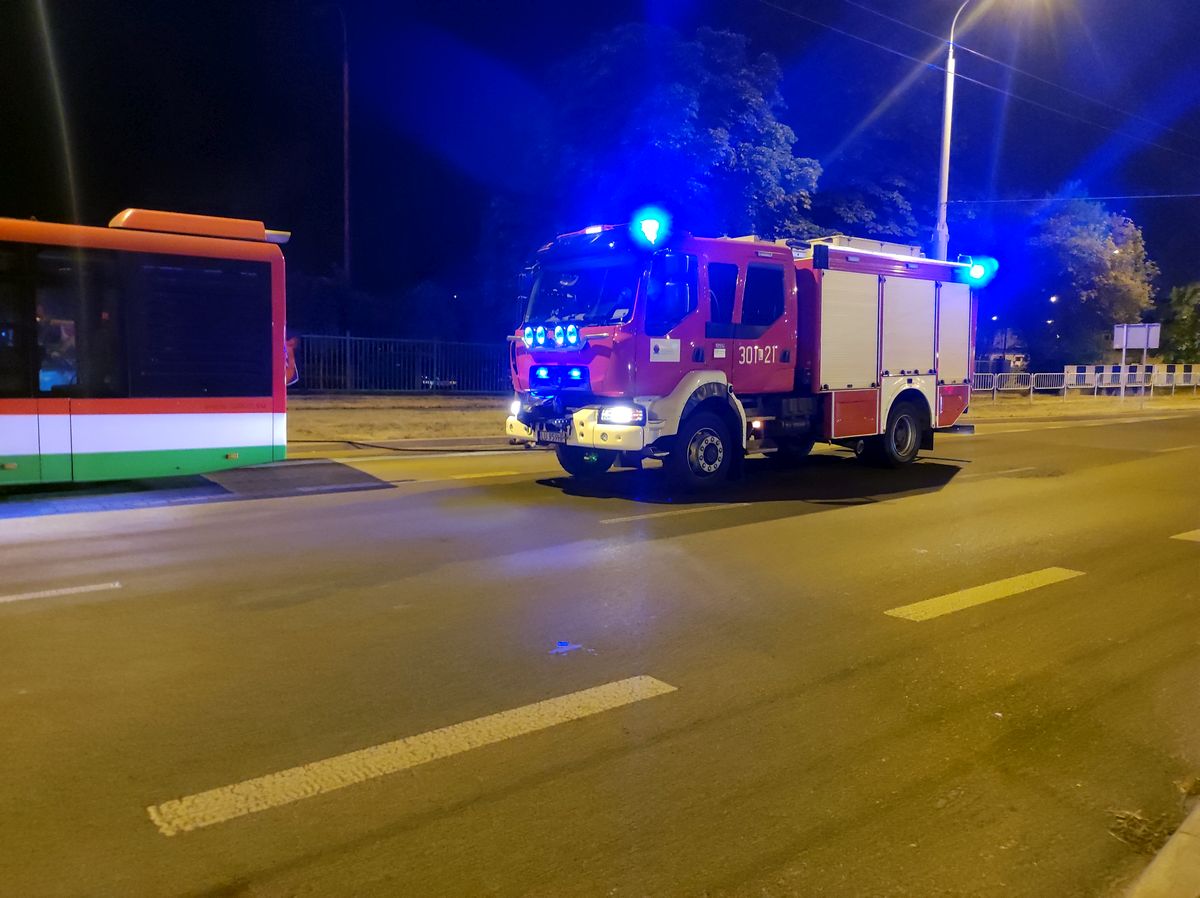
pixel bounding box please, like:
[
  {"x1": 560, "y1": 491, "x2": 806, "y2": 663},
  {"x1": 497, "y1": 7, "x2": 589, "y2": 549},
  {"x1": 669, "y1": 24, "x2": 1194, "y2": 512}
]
[
  {"x1": 996, "y1": 372, "x2": 1032, "y2": 392},
  {"x1": 972, "y1": 363, "x2": 1199, "y2": 400},
  {"x1": 971, "y1": 373, "x2": 995, "y2": 392},
  {"x1": 291, "y1": 339, "x2": 1200, "y2": 398},
  {"x1": 294, "y1": 335, "x2": 511, "y2": 394},
  {"x1": 1031, "y1": 372, "x2": 1066, "y2": 392}
]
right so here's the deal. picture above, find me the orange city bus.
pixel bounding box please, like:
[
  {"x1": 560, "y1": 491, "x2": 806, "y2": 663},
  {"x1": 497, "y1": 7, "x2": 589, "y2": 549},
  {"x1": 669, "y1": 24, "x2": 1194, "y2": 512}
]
[{"x1": 0, "y1": 209, "x2": 288, "y2": 486}]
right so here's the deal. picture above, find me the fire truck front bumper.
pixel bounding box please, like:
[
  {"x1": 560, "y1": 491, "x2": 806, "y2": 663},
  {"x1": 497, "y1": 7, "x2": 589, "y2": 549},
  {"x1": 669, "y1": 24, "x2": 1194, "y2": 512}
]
[{"x1": 506, "y1": 409, "x2": 659, "y2": 452}]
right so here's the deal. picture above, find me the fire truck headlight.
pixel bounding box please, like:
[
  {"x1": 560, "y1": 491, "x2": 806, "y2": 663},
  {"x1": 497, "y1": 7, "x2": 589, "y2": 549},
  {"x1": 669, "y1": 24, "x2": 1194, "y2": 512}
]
[
  {"x1": 599, "y1": 405, "x2": 644, "y2": 425},
  {"x1": 566, "y1": 324, "x2": 579, "y2": 345},
  {"x1": 522, "y1": 326, "x2": 534, "y2": 348},
  {"x1": 509, "y1": 399, "x2": 521, "y2": 416},
  {"x1": 535, "y1": 326, "x2": 546, "y2": 345},
  {"x1": 553, "y1": 325, "x2": 565, "y2": 346}
]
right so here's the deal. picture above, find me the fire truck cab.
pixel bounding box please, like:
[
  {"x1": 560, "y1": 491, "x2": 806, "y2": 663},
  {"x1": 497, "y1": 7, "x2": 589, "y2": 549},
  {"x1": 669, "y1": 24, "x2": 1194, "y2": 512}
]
[{"x1": 505, "y1": 220, "x2": 978, "y2": 490}]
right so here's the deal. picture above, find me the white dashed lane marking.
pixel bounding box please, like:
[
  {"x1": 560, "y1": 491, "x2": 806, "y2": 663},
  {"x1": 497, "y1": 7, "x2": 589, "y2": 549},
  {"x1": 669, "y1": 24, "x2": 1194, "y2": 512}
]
[
  {"x1": 147, "y1": 675, "x2": 677, "y2": 836},
  {"x1": 0, "y1": 581, "x2": 123, "y2": 606}
]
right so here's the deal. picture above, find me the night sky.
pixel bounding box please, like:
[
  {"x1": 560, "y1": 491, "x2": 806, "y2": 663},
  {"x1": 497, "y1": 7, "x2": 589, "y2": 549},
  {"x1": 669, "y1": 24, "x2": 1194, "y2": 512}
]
[{"x1": 3, "y1": 0, "x2": 1199, "y2": 311}]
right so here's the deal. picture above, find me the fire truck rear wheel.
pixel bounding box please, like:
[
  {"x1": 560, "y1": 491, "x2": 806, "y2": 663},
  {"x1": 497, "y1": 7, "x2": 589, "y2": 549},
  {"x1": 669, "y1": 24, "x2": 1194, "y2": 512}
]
[
  {"x1": 555, "y1": 445, "x2": 616, "y2": 479},
  {"x1": 668, "y1": 411, "x2": 732, "y2": 490},
  {"x1": 877, "y1": 401, "x2": 922, "y2": 467}
]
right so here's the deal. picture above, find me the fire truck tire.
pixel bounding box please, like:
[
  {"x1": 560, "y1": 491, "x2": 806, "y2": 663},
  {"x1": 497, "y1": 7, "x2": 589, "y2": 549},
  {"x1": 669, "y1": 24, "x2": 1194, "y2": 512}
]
[
  {"x1": 667, "y1": 411, "x2": 732, "y2": 490},
  {"x1": 769, "y1": 437, "x2": 815, "y2": 468},
  {"x1": 876, "y1": 401, "x2": 922, "y2": 467},
  {"x1": 555, "y1": 445, "x2": 616, "y2": 479}
]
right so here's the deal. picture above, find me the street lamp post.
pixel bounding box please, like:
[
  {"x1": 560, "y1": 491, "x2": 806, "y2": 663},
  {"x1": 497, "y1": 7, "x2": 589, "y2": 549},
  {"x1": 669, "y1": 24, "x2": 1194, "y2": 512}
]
[{"x1": 934, "y1": 0, "x2": 973, "y2": 261}]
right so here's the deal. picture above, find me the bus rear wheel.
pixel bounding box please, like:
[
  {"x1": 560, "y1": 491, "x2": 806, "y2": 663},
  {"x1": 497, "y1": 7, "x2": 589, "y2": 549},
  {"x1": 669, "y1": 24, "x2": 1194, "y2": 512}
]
[{"x1": 555, "y1": 445, "x2": 616, "y2": 479}]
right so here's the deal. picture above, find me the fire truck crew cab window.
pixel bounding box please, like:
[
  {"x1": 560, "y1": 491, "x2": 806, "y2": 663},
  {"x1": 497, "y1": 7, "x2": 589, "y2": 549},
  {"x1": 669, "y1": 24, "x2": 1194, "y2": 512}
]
[
  {"x1": 741, "y1": 264, "x2": 785, "y2": 327},
  {"x1": 644, "y1": 252, "x2": 698, "y2": 337},
  {"x1": 707, "y1": 262, "x2": 736, "y2": 325}
]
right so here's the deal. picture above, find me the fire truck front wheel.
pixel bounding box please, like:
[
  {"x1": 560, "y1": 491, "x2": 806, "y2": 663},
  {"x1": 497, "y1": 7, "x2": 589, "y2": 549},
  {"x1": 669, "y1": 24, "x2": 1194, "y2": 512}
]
[
  {"x1": 555, "y1": 445, "x2": 616, "y2": 479},
  {"x1": 667, "y1": 411, "x2": 733, "y2": 490}
]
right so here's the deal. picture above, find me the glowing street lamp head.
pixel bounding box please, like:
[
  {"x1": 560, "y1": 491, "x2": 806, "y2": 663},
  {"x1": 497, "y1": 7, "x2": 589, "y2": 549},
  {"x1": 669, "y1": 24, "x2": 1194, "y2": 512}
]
[{"x1": 629, "y1": 205, "x2": 672, "y2": 248}]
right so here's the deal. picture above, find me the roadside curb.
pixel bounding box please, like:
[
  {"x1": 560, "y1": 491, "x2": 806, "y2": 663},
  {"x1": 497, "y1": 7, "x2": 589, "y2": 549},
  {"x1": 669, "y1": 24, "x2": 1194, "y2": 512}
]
[{"x1": 1126, "y1": 802, "x2": 1200, "y2": 898}]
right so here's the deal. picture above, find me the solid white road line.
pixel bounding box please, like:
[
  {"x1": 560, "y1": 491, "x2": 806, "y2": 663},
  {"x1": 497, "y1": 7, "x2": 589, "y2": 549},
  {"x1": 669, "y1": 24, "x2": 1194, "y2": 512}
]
[
  {"x1": 599, "y1": 503, "x2": 751, "y2": 525},
  {"x1": 884, "y1": 567, "x2": 1085, "y2": 622},
  {"x1": 147, "y1": 675, "x2": 677, "y2": 836},
  {"x1": 958, "y1": 466, "x2": 1036, "y2": 479},
  {"x1": 1170, "y1": 529, "x2": 1200, "y2": 542},
  {"x1": 0, "y1": 581, "x2": 123, "y2": 606}
]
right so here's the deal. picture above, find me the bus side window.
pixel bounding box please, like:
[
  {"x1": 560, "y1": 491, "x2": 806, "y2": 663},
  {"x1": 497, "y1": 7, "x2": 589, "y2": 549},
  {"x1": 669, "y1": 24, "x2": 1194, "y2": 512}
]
[
  {"x1": 0, "y1": 247, "x2": 33, "y2": 398},
  {"x1": 34, "y1": 248, "x2": 124, "y2": 397},
  {"x1": 707, "y1": 262, "x2": 737, "y2": 325},
  {"x1": 35, "y1": 249, "x2": 81, "y2": 394}
]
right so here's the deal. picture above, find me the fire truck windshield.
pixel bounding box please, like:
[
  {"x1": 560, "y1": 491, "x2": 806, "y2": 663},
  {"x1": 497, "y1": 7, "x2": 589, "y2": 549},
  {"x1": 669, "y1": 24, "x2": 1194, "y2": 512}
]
[{"x1": 525, "y1": 258, "x2": 643, "y2": 327}]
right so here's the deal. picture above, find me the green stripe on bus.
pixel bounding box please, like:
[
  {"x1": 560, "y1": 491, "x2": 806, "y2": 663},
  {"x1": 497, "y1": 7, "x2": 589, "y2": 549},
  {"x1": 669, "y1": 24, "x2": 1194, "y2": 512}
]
[
  {"x1": 0, "y1": 446, "x2": 278, "y2": 485},
  {"x1": 0, "y1": 455, "x2": 43, "y2": 486},
  {"x1": 71, "y1": 446, "x2": 277, "y2": 482}
]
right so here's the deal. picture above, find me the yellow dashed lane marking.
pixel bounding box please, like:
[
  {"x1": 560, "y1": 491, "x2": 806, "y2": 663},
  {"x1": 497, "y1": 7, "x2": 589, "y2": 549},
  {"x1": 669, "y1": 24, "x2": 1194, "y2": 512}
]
[
  {"x1": 147, "y1": 675, "x2": 677, "y2": 836},
  {"x1": 1171, "y1": 529, "x2": 1200, "y2": 542},
  {"x1": 884, "y1": 567, "x2": 1085, "y2": 622}
]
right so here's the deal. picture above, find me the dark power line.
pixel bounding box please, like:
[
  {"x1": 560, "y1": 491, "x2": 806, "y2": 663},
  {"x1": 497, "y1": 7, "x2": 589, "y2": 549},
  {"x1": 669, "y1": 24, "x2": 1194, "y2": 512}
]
[
  {"x1": 753, "y1": 0, "x2": 1200, "y2": 164},
  {"x1": 832, "y1": 0, "x2": 1200, "y2": 148}
]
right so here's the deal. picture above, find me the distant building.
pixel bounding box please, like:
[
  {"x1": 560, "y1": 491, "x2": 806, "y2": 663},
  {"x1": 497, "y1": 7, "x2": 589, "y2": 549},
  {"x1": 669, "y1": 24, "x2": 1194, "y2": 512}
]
[{"x1": 976, "y1": 328, "x2": 1027, "y2": 373}]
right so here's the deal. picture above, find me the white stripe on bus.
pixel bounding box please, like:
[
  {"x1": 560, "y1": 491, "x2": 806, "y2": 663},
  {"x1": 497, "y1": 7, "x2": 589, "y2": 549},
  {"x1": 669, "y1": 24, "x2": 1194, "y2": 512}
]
[
  {"x1": 70, "y1": 413, "x2": 277, "y2": 453},
  {"x1": 0, "y1": 416, "x2": 40, "y2": 455}
]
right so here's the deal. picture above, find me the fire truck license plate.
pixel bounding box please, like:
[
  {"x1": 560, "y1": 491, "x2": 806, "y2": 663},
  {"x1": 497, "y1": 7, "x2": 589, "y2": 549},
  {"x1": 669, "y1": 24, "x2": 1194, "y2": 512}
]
[{"x1": 537, "y1": 422, "x2": 568, "y2": 444}]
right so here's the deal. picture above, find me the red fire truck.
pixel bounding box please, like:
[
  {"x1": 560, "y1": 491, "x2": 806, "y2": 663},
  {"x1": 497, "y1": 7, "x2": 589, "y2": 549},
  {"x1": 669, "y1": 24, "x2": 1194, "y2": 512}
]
[{"x1": 505, "y1": 213, "x2": 982, "y2": 490}]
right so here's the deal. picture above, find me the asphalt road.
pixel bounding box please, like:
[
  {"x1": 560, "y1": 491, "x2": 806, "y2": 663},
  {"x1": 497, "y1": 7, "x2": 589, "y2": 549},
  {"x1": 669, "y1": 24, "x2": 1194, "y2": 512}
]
[{"x1": 1, "y1": 414, "x2": 1198, "y2": 897}]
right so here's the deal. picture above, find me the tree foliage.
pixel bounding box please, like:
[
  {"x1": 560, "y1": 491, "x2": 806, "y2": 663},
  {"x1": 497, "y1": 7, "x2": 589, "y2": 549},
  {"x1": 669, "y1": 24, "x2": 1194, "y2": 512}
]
[
  {"x1": 474, "y1": 24, "x2": 825, "y2": 335},
  {"x1": 549, "y1": 25, "x2": 821, "y2": 240},
  {"x1": 1014, "y1": 196, "x2": 1158, "y2": 367},
  {"x1": 1160, "y1": 282, "x2": 1200, "y2": 361}
]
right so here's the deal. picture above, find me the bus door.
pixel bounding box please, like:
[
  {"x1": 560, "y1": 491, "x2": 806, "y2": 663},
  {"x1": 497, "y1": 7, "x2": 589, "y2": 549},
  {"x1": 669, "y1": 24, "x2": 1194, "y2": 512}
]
[
  {"x1": 0, "y1": 253, "x2": 42, "y2": 484},
  {"x1": 730, "y1": 253, "x2": 796, "y2": 394},
  {"x1": 36, "y1": 400, "x2": 72, "y2": 482},
  {"x1": 0, "y1": 403, "x2": 42, "y2": 485}
]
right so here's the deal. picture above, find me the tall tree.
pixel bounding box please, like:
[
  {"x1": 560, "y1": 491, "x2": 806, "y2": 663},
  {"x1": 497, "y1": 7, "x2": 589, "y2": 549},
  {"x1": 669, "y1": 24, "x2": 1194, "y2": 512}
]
[
  {"x1": 548, "y1": 25, "x2": 821, "y2": 240},
  {"x1": 1013, "y1": 196, "x2": 1158, "y2": 367},
  {"x1": 475, "y1": 24, "x2": 823, "y2": 337},
  {"x1": 1159, "y1": 283, "x2": 1200, "y2": 361}
]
